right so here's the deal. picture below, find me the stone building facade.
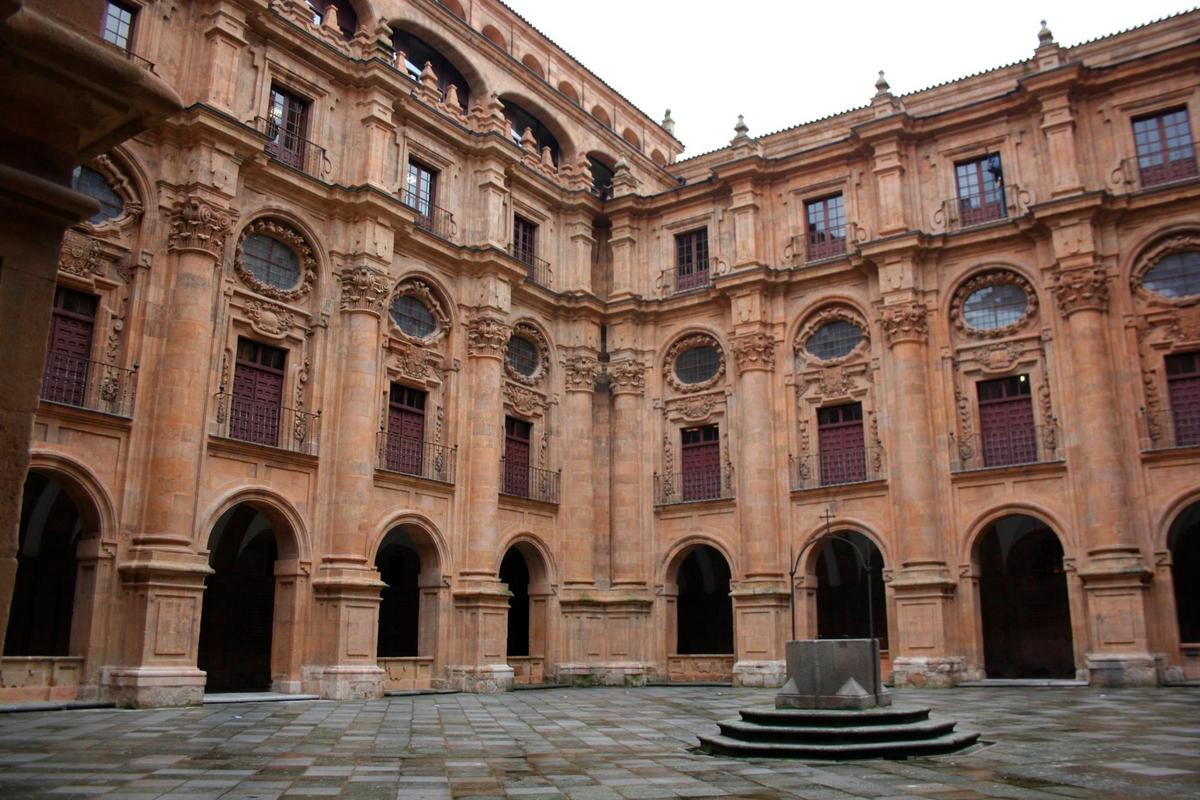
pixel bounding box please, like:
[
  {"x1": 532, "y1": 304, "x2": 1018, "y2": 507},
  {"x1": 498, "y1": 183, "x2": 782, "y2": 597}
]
[{"x1": 2, "y1": 0, "x2": 1199, "y2": 705}]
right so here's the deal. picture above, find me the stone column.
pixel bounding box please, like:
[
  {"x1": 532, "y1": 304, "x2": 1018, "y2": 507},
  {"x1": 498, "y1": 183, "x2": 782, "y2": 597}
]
[
  {"x1": 561, "y1": 353, "x2": 599, "y2": 587},
  {"x1": 309, "y1": 265, "x2": 390, "y2": 700},
  {"x1": 1050, "y1": 266, "x2": 1156, "y2": 686},
  {"x1": 358, "y1": 90, "x2": 395, "y2": 191},
  {"x1": 879, "y1": 300, "x2": 961, "y2": 688},
  {"x1": 608, "y1": 357, "x2": 648, "y2": 588}
]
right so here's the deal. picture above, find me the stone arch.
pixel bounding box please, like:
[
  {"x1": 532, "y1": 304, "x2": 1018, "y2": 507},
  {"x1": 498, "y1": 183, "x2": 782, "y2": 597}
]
[
  {"x1": 388, "y1": 272, "x2": 455, "y2": 344},
  {"x1": 1155, "y1": 487, "x2": 1200, "y2": 552},
  {"x1": 197, "y1": 486, "x2": 311, "y2": 563},
  {"x1": 1122, "y1": 223, "x2": 1200, "y2": 290},
  {"x1": 481, "y1": 23, "x2": 506, "y2": 50},
  {"x1": 790, "y1": 299, "x2": 873, "y2": 365},
  {"x1": 650, "y1": 148, "x2": 666, "y2": 166},
  {"x1": 438, "y1": 0, "x2": 465, "y2": 20},
  {"x1": 368, "y1": 511, "x2": 450, "y2": 578},
  {"x1": 945, "y1": 263, "x2": 1041, "y2": 339},
  {"x1": 557, "y1": 80, "x2": 579, "y2": 104},
  {"x1": 499, "y1": 91, "x2": 576, "y2": 164},
  {"x1": 660, "y1": 534, "x2": 738, "y2": 587},
  {"x1": 960, "y1": 503, "x2": 1073, "y2": 566},
  {"x1": 1128, "y1": 228, "x2": 1200, "y2": 301},
  {"x1": 590, "y1": 104, "x2": 611, "y2": 129},
  {"x1": 520, "y1": 53, "x2": 545, "y2": 79},
  {"x1": 498, "y1": 533, "x2": 555, "y2": 683},
  {"x1": 26, "y1": 451, "x2": 115, "y2": 542},
  {"x1": 388, "y1": 18, "x2": 488, "y2": 101},
  {"x1": 621, "y1": 126, "x2": 640, "y2": 149},
  {"x1": 496, "y1": 531, "x2": 557, "y2": 588},
  {"x1": 372, "y1": 515, "x2": 448, "y2": 688},
  {"x1": 662, "y1": 538, "x2": 735, "y2": 679}
]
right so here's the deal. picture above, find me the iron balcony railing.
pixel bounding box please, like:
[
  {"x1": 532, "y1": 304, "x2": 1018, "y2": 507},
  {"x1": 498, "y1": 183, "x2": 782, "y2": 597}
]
[
  {"x1": 508, "y1": 244, "x2": 553, "y2": 290},
  {"x1": 934, "y1": 184, "x2": 1028, "y2": 232},
  {"x1": 102, "y1": 40, "x2": 156, "y2": 73},
  {"x1": 399, "y1": 188, "x2": 457, "y2": 242},
  {"x1": 807, "y1": 233, "x2": 847, "y2": 262},
  {"x1": 376, "y1": 431, "x2": 457, "y2": 483},
  {"x1": 789, "y1": 445, "x2": 885, "y2": 491},
  {"x1": 949, "y1": 423, "x2": 1062, "y2": 473},
  {"x1": 254, "y1": 116, "x2": 331, "y2": 180},
  {"x1": 659, "y1": 256, "x2": 724, "y2": 297},
  {"x1": 500, "y1": 459, "x2": 561, "y2": 504},
  {"x1": 1140, "y1": 409, "x2": 1200, "y2": 451},
  {"x1": 1111, "y1": 152, "x2": 1199, "y2": 192},
  {"x1": 654, "y1": 465, "x2": 735, "y2": 506},
  {"x1": 40, "y1": 353, "x2": 137, "y2": 418},
  {"x1": 213, "y1": 393, "x2": 320, "y2": 456}
]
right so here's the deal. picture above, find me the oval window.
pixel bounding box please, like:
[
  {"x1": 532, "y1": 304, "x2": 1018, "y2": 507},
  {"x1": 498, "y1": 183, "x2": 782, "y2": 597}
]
[
  {"x1": 390, "y1": 295, "x2": 437, "y2": 338},
  {"x1": 1143, "y1": 251, "x2": 1200, "y2": 299},
  {"x1": 674, "y1": 345, "x2": 721, "y2": 384},
  {"x1": 805, "y1": 320, "x2": 864, "y2": 360},
  {"x1": 506, "y1": 336, "x2": 539, "y2": 376},
  {"x1": 962, "y1": 282, "x2": 1028, "y2": 331},
  {"x1": 72, "y1": 166, "x2": 124, "y2": 223},
  {"x1": 242, "y1": 233, "x2": 301, "y2": 290}
]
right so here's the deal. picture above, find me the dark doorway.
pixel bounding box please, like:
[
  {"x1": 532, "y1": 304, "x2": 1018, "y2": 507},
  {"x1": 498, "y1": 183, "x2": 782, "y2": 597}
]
[
  {"x1": 676, "y1": 545, "x2": 733, "y2": 654},
  {"x1": 977, "y1": 515, "x2": 1074, "y2": 678},
  {"x1": 376, "y1": 528, "x2": 421, "y2": 657},
  {"x1": 500, "y1": 547, "x2": 530, "y2": 657},
  {"x1": 815, "y1": 532, "x2": 888, "y2": 650},
  {"x1": 1168, "y1": 501, "x2": 1200, "y2": 644},
  {"x1": 4, "y1": 473, "x2": 81, "y2": 656},
  {"x1": 198, "y1": 505, "x2": 278, "y2": 692}
]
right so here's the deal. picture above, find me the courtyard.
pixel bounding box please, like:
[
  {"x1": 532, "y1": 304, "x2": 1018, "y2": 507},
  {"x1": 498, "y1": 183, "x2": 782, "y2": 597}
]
[{"x1": 0, "y1": 687, "x2": 1195, "y2": 799}]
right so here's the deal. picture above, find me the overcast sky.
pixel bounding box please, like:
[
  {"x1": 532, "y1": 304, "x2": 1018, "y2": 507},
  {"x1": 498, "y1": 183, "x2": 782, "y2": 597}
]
[{"x1": 502, "y1": 0, "x2": 1194, "y2": 158}]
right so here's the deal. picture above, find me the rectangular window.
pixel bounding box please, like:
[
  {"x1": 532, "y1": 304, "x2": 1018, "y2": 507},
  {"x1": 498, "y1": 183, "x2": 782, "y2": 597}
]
[
  {"x1": 386, "y1": 384, "x2": 427, "y2": 475},
  {"x1": 513, "y1": 215, "x2": 538, "y2": 268},
  {"x1": 230, "y1": 338, "x2": 286, "y2": 447},
  {"x1": 817, "y1": 403, "x2": 866, "y2": 486},
  {"x1": 955, "y1": 155, "x2": 1006, "y2": 226},
  {"x1": 266, "y1": 85, "x2": 310, "y2": 172},
  {"x1": 1133, "y1": 108, "x2": 1198, "y2": 188},
  {"x1": 805, "y1": 194, "x2": 846, "y2": 261},
  {"x1": 675, "y1": 228, "x2": 709, "y2": 292},
  {"x1": 102, "y1": 1, "x2": 136, "y2": 51},
  {"x1": 404, "y1": 160, "x2": 438, "y2": 222},
  {"x1": 681, "y1": 424, "x2": 720, "y2": 501},
  {"x1": 976, "y1": 375, "x2": 1036, "y2": 468},
  {"x1": 503, "y1": 416, "x2": 532, "y2": 497},
  {"x1": 42, "y1": 287, "x2": 98, "y2": 406},
  {"x1": 1166, "y1": 352, "x2": 1200, "y2": 447}
]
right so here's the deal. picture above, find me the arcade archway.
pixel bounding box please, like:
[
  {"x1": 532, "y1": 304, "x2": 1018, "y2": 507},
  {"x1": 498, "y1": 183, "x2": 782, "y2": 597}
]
[
  {"x1": 1168, "y1": 500, "x2": 1200, "y2": 647},
  {"x1": 668, "y1": 544, "x2": 734, "y2": 682},
  {"x1": 813, "y1": 532, "x2": 889, "y2": 653},
  {"x1": 375, "y1": 525, "x2": 442, "y2": 689},
  {"x1": 500, "y1": 541, "x2": 550, "y2": 685}
]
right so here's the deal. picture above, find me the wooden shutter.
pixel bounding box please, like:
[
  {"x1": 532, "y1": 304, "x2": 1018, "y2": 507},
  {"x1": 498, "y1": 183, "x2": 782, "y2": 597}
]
[
  {"x1": 43, "y1": 288, "x2": 97, "y2": 406},
  {"x1": 1167, "y1": 352, "x2": 1200, "y2": 446},
  {"x1": 681, "y1": 425, "x2": 720, "y2": 501},
  {"x1": 231, "y1": 340, "x2": 285, "y2": 446},
  {"x1": 977, "y1": 376, "x2": 1036, "y2": 467},
  {"x1": 387, "y1": 384, "x2": 426, "y2": 474},
  {"x1": 817, "y1": 403, "x2": 866, "y2": 485},
  {"x1": 504, "y1": 417, "x2": 532, "y2": 496}
]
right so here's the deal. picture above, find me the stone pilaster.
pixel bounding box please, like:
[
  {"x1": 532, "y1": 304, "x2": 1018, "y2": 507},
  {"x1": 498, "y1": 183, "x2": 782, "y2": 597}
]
[
  {"x1": 608, "y1": 357, "x2": 648, "y2": 588},
  {"x1": 561, "y1": 353, "x2": 599, "y2": 587}
]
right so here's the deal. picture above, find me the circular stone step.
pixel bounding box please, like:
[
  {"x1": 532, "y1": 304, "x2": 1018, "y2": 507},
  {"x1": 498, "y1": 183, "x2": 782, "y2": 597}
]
[
  {"x1": 739, "y1": 705, "x2": 931, "y2": 728},
  {"x1": 716, "y1": 717, "x2": 957, "y2": 744},
  {"x1": 696, "y1": 729, "x2": 981, "y2": 760}
]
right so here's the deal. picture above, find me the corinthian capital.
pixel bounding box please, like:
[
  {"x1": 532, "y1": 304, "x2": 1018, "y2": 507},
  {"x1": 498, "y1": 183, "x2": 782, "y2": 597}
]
[
  {"x1": 731, "y1": 332, "x2": 776, "y2": 373},
  {"x1": 562, "y1": 354, "x2": 599, "y2": 392},
  {"x1": 167, "y1": 198, "x2": 232, "y2": 258},
  {"x1": 879, "y1": 301, "x2": 929, "y2": 347},
  {"x1": 338, "y1": 266, "x2": 390, "y2": 314},
  {"x1": 1050, "y1": 266, "x2": 1109, "y2": 317},
  {"x1": 466, "y1": 315, "x2": 511, "y2": 358},
  {"x1": 608, "y1": 358, "x2": 647, "y2": 395}
]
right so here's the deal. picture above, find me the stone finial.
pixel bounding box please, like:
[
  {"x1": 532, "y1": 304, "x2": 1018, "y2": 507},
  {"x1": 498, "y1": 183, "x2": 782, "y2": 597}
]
[
  {"x1": 1038, "y1": 19, "x2": 1054, "y2": 45},
  {"x1": 320, "y1": 4, "x2": 340, "y2": 30},
  {"x1": 874, "y1": 70, "x2": 890, "y2": 97},
  {"x1": 662, "y1": 108, "x2": 675, "y2": 136},
  {"x1": 1035, "y1": 19, "x2": 1062, "y2": 70},
  {"x1": 576, "y1": 154, "x2": 593, "y2": 184},
  {"x1": 610, "y1": 158, "x2": 639, "y2": 198},
  {"x1": 444, "y1": 83, "x2": 461, "y2": 109},
  {"x1": 520, "y1": 126, "x2": 537, "y2": 151},
  {"x1": 540, "y1": 146, "x2": 555, "y2": 170},
  {"x1": 419, "y1": 61, "x2": 439, "y2": 90},
  {"x1": 732, "y1": 114, "x2": 749, "y2": 142}
]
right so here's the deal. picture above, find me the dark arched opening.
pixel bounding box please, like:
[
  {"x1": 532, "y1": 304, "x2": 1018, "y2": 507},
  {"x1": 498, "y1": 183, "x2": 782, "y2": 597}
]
[
  {"x1": 306, "y1": 0, "x2": 358, "y2": 40},
  {"x1": 500, "y1": 547, "x2": 530, "y2": 657},
  {"x1": 376, "y1": 528, "x2": 421, "y2": 657},
  {"x1": 814, "y1": 532, "x2": 888, "y2": 650},
  {"x1": 676, "y1": 545, "x2": 733, "y2": 654},
  {"x1": 198, "y1": 504, "x2": 279, "y2": 692},
  {"x1": 977, "y1": 515, "x2": 1074, "y2": 678},
  {"x1": 4, "y1": 472, "x2": 81, "y2": 656},
  {"x1": 1169, "y1": 501, "x2": 1200, "y2": 644},
  {"x1": 391, "y1": 28, "x2": 470, "y2": 110},
  {"x1": 502, "y1": 97, "x2": 560, "y2": 166},
  {"x1": 587, "y1": 152, "x2": 615, "y2": 198}
]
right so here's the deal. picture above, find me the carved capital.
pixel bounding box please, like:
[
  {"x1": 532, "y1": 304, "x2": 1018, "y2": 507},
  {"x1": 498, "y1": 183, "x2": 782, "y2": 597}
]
[
  {"x1": 1051, "y1": 266, "x2": 1110, "y2": 317},
  {"x1": 466, "y1": 316, "x2": 511, "y2": 358},
  {"x1": 731, "y1": 333, "x2": 776, "y2": 373},
  {"x1": 608, "y1": 358, "x2": 647, "y2": 395},
  {"x1": 167, "y1": 198, "x2": 232, "y2": 258},
  {"x1": 338, "y1": 266, "x2": 390, "y2": 314},
  {"x1": 562, "y1": 354, "x2": 599, "y2": 392},
  {"x1": 879, "y1": 301, "x2": 929, "y2": 346}
]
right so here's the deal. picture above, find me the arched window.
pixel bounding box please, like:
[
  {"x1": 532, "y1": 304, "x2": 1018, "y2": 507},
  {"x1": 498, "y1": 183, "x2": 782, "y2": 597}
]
[
  {"x1": 506, "y1": 336, "x2": 539, "y2": 377},
  {"x1": 806, "y1": 320, "x2": 864, "y2": 361},
  {"x1": 71, "y1": 166, "x2": 123, "y2": 223},
  {"x1": 963, "y1": 283, "x2": 1029, "y2": 330},
  {"x1": 1143, "y1": 251, "x2": 1200, "y2": 299},
  {"x1": 502, "y1": 97, "x2": 560, "y2": 166},
  {"x1": 390, "y1": 295, "x2": 437, "y2": 338},
  {"x1": 241, "y1": 233, "x2": 301, "y2": 290},
  {"x1": 675, "y1": 345, "x2": 720, "y2": 385},
  {"x1": 391, "y1": 28, "x2": 470, "y2": 110}
]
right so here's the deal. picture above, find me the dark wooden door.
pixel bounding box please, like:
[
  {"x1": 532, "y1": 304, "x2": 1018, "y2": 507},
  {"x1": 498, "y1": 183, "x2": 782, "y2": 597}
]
[
  {"x1": 681, "y1": 425, "x2": 720, "y2": 501},
  {"x1": 977, "y1": 376, "x2": 1036, "y2": 467},
  {"x1": 232, "y1": 339, "x2": 285, "y2": 446},
  {"x1": 387, "y1": 384, "x2": 426, "y2": 474},
  {"x1": 43, "y1": 287, "x2": 97, "y2": 406},
  {"x1": 267, "y1": 85, "x2": 309, "y2": 171},
  {"x1": 504, "y1": 417, "x2": 532, "y2": 496},
  {"x1": 1167, "y1": 352, "x2": 1200, "y2": 447},
  {"x1": 817, "y1": 403, "x2": 866, "y2": 485}
]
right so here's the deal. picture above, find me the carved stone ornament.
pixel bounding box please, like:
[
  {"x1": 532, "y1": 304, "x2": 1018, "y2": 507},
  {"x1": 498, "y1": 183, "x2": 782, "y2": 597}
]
[
  {"x1": 795, "y1": 306, "x2": 870, "y2": 363},
  {"x1": 466, "y1": 316, "x2": 511, "y2": 358},
  {"x1": 977, "y1": 341, "x2": 1023, "y2": 373},
  {"x1": 562, "y1": 354, "x2": 599, "y2": 392},
  {"x1": 668, "y1": 393, "x2": 719, "y2": 422},
  {"x1": 235, "y1": 218, "x2": 317, "y2": 302},
  {"x1": 608, "y1": 358, "x2": 647, "y2": 395},
  {"x1": 1130, "y1": 234, "x2": 1200, "y2": 305},
  {"x1": 732, "y1": 332, "x2": 776, "y2": 373},
  {"x1": 503, "y1": 382, "x2": 544, "y2": 417},
  {"x1": 1166, "y1": 306, "x2": 1200, "y2": 342},
  {"x1": 879, "y1": 302, "x2": 929, "y2": 346},
  {"x1": 82, "y1": 155, "x2": 143, "y2": 232},
  {"x1": 389, "y1": 277, "x2": 450, "y2": 343},
  {"x1": 168, "y1": 198, "x2": 232, "y2": 258},
  {"x1": 58, "y1": 229, "x2": 103, "y2": 277},
  {"x1": 505, "y1": 320, "x2": 552, "y2": 386},
  {"x1": 389, "y1": 339, "x2": 442, "y2": 383},
  {"x1": 950, "y1": 269, "x2": 1038, "y2": 338},
  {"x1": 663, "y1": 333, "x2": 726, "y2": 393},
  {"x1": 1050, "y1": 267, "x2": 1109, "y2": 317},
  {"x1": 244, "y1": 299, "x2": 295, "y2": 338},
  {"x1": 338, "y1": 266, "x2": 390, "y2": 313}
]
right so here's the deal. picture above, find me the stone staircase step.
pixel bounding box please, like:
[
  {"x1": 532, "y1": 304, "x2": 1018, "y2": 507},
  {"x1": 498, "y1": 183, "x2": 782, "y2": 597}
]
[
  {"x1": 697, "y1": 730, "x2": 981, "y2": 760},
  {"x1": 717, "y1": 717, "x2": 957, "y2": 744},
  {"x1": 738, "y1": 705, "x2": 930, "y2": 728}
]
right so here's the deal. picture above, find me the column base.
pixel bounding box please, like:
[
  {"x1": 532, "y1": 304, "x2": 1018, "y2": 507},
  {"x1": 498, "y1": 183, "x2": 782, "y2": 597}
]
[
  {"x1": 890, "y1": 656, "x2": 967, "y2": 688},
  {"x1": 101, "y1": 666, "x2": 207, "y2": 708},
  {"x1": 732, "y1": 660, "x2": 787, "y2": 688},
  {"x1": 444, "y1": 664, "x2": 514, "y2": 693},
  {"x1": 554, "y1": 662, "x2": 649, "y2": 687},
  {"x1": 1085, "y1": 653, "x2": 1163, "y2": 687},
  {"x1": 301, "y1": 665, "x2": 384, "y2": 700}
]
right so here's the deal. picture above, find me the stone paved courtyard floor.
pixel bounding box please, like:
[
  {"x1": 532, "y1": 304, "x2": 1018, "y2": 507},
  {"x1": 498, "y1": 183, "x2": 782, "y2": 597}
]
[{"x1": 0, "y1": 686, "x2": 1196, "y2": 799}]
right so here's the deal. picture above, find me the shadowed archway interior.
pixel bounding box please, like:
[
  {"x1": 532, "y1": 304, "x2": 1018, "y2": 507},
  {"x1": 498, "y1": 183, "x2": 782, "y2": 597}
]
[
  {"x1": 814, "y1": 532, "x2": 888, "y2": 650},
  {"x1": 675, "y1": 545, "x2": 733, "y2": 655},
  {"x1": 977, "y1": 515, "x2": 1074, "y2": 678},
  {"x1": 1168, "y1": 501, "x2": 1200, "y2": 644},
  {"x1": 376, "y1": 527, "x2": 421, "y2": 657},
  {"x1": 500, "y1": 547, "x2": 530, "y2": 657}
]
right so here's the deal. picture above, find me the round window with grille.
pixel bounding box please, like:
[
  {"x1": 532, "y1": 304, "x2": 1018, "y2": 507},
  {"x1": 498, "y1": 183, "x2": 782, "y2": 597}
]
[
  {"x1": 962, "y1": 282, "x2": 1029, "y2": 331},
  {"x1": 506, "y1": 336, "x2": 540, "y2": 376},
  {"x1": 805, "y1": 320, "x2": 864, "y2": 361},
  {"x1": 390, "y1": 295, "x2": 438, "y2": 338},
  {"x1": 72, "y1": 166, "x2": 124, "y2": 224},
  {"x1": 241, "y1": 233, "x2": 301, "y2": 290},
  {"x1": 674, "y1": 345, "x2": 721, "y2": 385},
  {"x1": 1143, "y1": 251, "x2": 1200, "y2": 299}
]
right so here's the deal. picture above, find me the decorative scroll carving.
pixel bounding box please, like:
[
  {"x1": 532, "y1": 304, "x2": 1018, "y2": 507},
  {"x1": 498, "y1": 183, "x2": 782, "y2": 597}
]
[
  {"x1": 1038, "y1": 376, "x2": 1058, "y2": 453},
  {"x1": 294, "y1": 353, "x2": 311, "y2": 445},
  {"x1": 562, "y1": 354, "x2": 599, "y2": 392},
  {"x1": 668, "y1": 393, "x2": 719, "y2": 422},
  {"x1": 85, "y1": 155, "x2": 143, "y2": 231},
  {"x1": 796, "y1": 418, "x2": 812, "y2": 482},
  {"x1": 435, "y1": 405, "x2": 444, "y2": 444},
  {"x1": 1131, "y1": 234, "x2": 1200, "y2": 305},
  {"x1": 868, "y1": 411, "x2": 883, "y2": 472},
  {"x1": 662, "y1": 433, "x2": 674, "y2": 483},
  {"x1": 978, "y1": 341, "x2": 1023, "y2": 373},
  {"x1": 104, "y1": 284, "x2": 129, "y2": 366},
  {"x1": 952, "y1": 361, "x2": 974, "y2": 462},
  {"x1": 1166, "y1": 306, "x2": 1200, "y2": 341},
  {"x1": 168, "y1": 198, "x2": 232, "y2": 258},
  {"x1": 731, "y1": 332, "x2": 776, "y2": 373},
  {"x1": 950, "y1": 269, "x2": 1038, "y2": 338},
  {"x1": 817, "y1": 366, "x2": 854, "y2": 398},
  {"x1": 794, "y1": 306, "x2": 870, "y2": 363},
  {"x1": 244, "y1": 299, "x2": 295, "y2": 338},
  {"x1": 338, "y1": 266, "x2": 390, "y2": 313},
  {"x1": 879, "y1": 301, "x2": 929, "y2": 346},
  {"x1": 722, "y1": 438, "x2": 734, "y2": 493},
  {"x1": 1050, "y1": 267, "x2": 1109, "y2": 317},
  {"x1": 663, "y1": 333, "x2": 726, "y2": 393},
  {"x1": 389, "y1": 277, "x2": 450, "y2": 343},
  {"x1": 505, "y1": 320, "x2": 551, "y2": 386},
  {"x1": 390, "y1": 339, "x2": 442, "y2": 383},
  {"x1": 503, "y1": 382, "x2": 544, "y2": 417},
  {"x1": 466, "y1": 316, "x2": 511, "y2": 358},
  {"x1": 608, "y1": 358, "x2": 647, "y2": 395},
  {"x1": 235, "y1": 218, "x2": 317, "y2": 301},
  {"x1": 1142, "y1": 366, "x2": 1163, "y2": 444},
  {"x1": 58, "y1": 229, "x2": 103, "y2": 277}
]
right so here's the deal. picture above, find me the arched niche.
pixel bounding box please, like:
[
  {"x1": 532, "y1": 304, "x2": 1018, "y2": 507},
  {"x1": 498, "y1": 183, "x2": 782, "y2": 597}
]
[
  {"x1": 521, "y1": 53, "x2": 545, "y2": 79},
  {"x1": 557, "y1": 80, "x2": 579, "y2": 104},
  {"x1": 481, "y1": 23, "x2": 506, "y2": 50},
  {"x1": 621, "y1": 127, "x2": 640, "y2": 149},
  {"x1": 590, "y1": 104, "x2": 611, "y2": 129}
]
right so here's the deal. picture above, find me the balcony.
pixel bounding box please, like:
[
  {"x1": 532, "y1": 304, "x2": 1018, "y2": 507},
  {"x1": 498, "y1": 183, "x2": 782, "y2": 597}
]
[
  {"x1": 40, "y1": 354, "x2": 137, "y2": 418},
  {"x1": 253, "y1": 117, "x2": 331, "y2": 180},
  {"x1": 376, "y1": 432, "x2": 457, "y2": 483},
  {"x1": 654, "y1": 465, "x2": 734, "y2": 506},
  {"x1": 949, "y1": 424, "x2": 1062, "y2": 473},
  {"x1": 806, "y1": 233, "x2": 847, "y2": 263},
  {"x1": 508, "y1": 244, "x2": 553, "y2": 290},
  {"x1": 500, "y1": 459, "x2": 560, "y2": 504},
  {"x1": 213, "y1": 393, "x2": 320, "y2": 456},
  {"x1": 399, "y1": 188, "x2": 457, "y2": 242},
  {"x1": 789, "y1": 445, "x2": 885, "y2": 491},
  {"x1": 933, "y1": 184, "x2": 1028, "y2": 233},
  {"x1": 1112, "y1": 151, "x2": 1199, "y2": 192},
  {"x1": 1140, "y1": 409, "x2": 1200, "y2": 451}
]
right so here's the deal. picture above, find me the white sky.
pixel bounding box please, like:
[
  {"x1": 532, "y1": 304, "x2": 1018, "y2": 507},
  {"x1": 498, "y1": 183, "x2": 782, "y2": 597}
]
[{"x1": 502, "y1": 0, "x2": 1195, "y2": 158}]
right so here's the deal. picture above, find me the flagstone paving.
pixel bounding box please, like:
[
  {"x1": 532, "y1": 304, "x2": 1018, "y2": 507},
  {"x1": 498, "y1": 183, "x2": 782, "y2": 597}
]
[{"x1": 0, "y1": 686, "x2": 1195, "y2": 799}]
